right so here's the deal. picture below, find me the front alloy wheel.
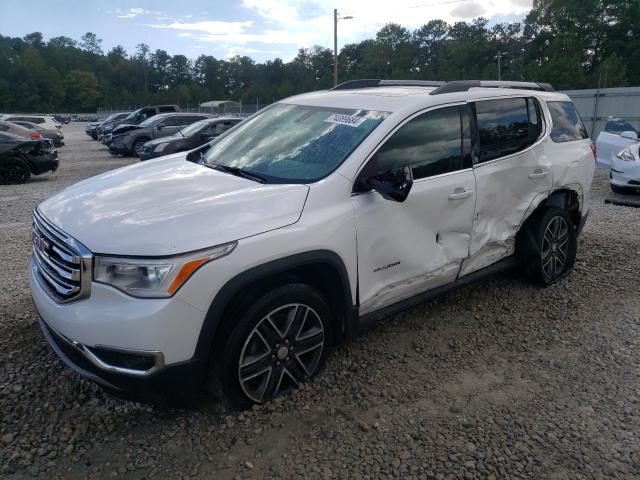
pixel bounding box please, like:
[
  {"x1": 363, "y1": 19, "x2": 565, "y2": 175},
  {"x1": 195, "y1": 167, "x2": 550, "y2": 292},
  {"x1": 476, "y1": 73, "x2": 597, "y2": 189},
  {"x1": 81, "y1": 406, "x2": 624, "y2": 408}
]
[
  {"x1": 238, "y1": 303, "x2": 324, "y2": 403},
  {"x1": 209, "y1": 284, "x2": 332, "y2": 409},
  {"x1": 133, "y1": 140, "x2": 146, "y2": 157}
]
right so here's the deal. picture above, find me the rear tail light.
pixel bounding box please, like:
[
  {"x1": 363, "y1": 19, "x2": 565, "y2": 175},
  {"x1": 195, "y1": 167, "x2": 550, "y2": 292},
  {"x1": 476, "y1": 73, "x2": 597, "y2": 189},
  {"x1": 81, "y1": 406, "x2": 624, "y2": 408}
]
[
  {"x1": 590, "y1": 143, "x2": 597, "y2": 160},
  {"x1": 30, "y1": 133, "x2": 42, "y2": 139}
]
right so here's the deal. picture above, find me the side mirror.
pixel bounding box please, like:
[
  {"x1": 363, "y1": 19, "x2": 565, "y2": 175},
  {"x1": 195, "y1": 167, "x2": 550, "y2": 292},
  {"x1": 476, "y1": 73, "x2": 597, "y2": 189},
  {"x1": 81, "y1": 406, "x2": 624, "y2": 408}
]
[
  {"x1": 156, "y1": 124, "x2": 164, "y2": 130},
  {"x1": 620, "y1": 130, "x2": 638, "y2": 140},
  {"x1": 366, "y1": 167, "x2": 413, "y2": 202}
]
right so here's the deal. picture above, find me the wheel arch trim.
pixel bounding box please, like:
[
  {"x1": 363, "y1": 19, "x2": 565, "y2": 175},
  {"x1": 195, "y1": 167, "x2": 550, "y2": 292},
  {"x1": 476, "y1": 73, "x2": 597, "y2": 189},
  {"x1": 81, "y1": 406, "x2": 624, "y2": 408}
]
[{"x1": 192, "y1": 249, "x2": 357, "y2": 363}]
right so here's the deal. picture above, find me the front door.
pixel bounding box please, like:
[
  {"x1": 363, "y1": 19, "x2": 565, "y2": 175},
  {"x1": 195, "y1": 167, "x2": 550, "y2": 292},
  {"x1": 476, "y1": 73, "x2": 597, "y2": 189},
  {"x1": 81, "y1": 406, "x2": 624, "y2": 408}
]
[{"x1": 352, "y1": 104, "x2": 477, "y2": 316}]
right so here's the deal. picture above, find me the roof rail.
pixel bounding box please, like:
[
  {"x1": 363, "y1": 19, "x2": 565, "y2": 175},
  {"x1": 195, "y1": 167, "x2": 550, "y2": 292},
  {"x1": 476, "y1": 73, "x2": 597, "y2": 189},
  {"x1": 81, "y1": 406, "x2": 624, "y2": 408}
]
[
  {"x1": 331, "y1": 79, "x2": 445, "y2": 90},
  {"x1": 430, "y1": 80, "x2": 554, "y2": 95}
]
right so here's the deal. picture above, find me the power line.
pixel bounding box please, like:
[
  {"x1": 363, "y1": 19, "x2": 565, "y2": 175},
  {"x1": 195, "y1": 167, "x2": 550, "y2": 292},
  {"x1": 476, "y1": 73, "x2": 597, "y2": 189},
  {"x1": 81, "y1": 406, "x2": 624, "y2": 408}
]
[{"x1": 409, "y1": 0, "x2": 474, "y2": 8}]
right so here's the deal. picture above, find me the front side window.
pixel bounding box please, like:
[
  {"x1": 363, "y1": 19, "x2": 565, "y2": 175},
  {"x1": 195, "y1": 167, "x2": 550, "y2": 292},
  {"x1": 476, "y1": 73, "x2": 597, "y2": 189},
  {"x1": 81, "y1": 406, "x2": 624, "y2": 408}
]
[
  {"x1": 365, "y1": 105, "x2": 470, "y2": 180},
  {"x1": 476, "y1": 98, "x2": 543, "y2": 162},
  {"x1": 203, "y1": 103, "x2": 388, "y2": 183},
  {"x1": 547, "y1": 101, "x2": 589, "y2": 143},
  {"x1": 140, "y1": 115, "x2": 165, "y2": 128}
]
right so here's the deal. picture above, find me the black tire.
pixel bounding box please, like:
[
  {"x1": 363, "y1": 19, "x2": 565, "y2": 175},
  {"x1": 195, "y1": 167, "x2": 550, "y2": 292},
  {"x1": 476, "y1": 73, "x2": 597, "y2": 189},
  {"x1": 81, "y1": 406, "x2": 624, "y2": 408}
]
[
  {"x1": 0, "y1": 156, "x2": 31, "y2": 184},
  {"x1": 132, "y1": 139, "x2": 146, "y2": 157},
  {"x1": 208, "y1": 284, "x2": 332, "y2": 409},
  {"x1": 518, "y1": 207, "x2": 577, "y2": 287}
]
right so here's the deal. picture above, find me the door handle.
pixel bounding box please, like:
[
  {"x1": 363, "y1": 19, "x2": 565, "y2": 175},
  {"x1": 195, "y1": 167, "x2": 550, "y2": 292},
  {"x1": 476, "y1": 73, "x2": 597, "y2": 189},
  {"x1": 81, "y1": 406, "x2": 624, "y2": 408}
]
[
  {"x1": 528, "y1": 169, "x2": 550, "y2": 179},
  {"x1": 448, "y1": 189, "x2": 473, "y2": 200}
]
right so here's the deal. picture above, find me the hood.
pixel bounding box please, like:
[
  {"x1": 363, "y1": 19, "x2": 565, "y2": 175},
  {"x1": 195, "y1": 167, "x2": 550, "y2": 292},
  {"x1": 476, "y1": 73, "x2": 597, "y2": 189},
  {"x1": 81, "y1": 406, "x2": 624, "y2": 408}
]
[
  {"x1": 145, "y1": 135, "x2": 183, "y2": 148},
  {"x1": 112, "y1": 124, "x2": 142, "y2": 136},
  {"x1": 38, "y1": 155, "x2": 310, "y2": 256}
]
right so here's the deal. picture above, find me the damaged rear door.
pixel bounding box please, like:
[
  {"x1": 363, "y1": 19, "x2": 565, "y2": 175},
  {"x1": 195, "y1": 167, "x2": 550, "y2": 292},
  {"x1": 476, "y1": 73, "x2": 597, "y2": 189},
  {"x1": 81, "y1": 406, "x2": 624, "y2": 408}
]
[
  {"x1": 353, "y1": 104, "x2": 476, "y2": 316},
  {"x1": 460, "y1": 96, "x2": 551, "y2": 276}
]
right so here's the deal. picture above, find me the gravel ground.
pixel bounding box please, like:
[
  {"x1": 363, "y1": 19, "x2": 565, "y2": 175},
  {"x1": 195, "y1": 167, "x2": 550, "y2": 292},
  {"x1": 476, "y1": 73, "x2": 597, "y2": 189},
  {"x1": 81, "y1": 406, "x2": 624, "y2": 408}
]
[{"x1": 1, "y1": 123, "x2": 639, "y2": 479}]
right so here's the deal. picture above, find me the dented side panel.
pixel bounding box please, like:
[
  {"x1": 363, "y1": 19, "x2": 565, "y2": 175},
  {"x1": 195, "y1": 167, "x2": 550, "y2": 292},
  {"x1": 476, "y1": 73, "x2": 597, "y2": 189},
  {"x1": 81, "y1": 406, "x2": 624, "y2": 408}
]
[
  {"x1": 353, "y1": 170, "x2": 476, "y2": 315},
  {"x1": 460, "y1": 142, "x2": 553, "y2": 277}
]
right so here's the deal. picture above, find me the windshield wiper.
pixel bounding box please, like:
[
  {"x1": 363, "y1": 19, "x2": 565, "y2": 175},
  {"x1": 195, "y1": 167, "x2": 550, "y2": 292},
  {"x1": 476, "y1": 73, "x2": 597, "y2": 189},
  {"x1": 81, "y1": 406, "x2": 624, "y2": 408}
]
[{"x1": 206, "y1": 162, "x2": 268, "y2": 183}]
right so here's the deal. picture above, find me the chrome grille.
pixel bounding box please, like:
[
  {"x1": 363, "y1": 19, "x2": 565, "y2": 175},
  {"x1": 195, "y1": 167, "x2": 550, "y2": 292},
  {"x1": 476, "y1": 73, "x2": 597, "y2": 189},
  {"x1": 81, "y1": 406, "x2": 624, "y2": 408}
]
[{"x1": 32, "y1": 209, "x2": 91, "y2": 303}]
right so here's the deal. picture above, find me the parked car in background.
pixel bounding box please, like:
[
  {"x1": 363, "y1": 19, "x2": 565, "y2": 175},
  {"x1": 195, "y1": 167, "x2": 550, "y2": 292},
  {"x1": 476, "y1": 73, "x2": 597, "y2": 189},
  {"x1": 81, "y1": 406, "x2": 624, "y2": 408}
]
[
  {"x1": 595, "y1": 117, "x2": 640, "y2": 193},
  {"x1": 53, "y1": 114, "x2": 70, "y2": 124},
  {"x1": 85, "y1": 121, "x2": 102, "y2": 140},
  {"x1": 140, "y1": 117, "x2": 242, "y2": 160},
  {"x1": 112, "y1": 105, "x2": 180, "y2": 132},
  {"x1": 30, "y1": 80, "x2": 595, "y2": 406},
  {"x1": 0, "y1": 114, "x2": 62, "y2": 131},
  {"x1": 0, "y1": 131, "x2": 58, "y2": 183},
  {"x1": 96, "y1": 112, "x2": 131, "y2": 141},
  {"x1": 0, "y1": 120, "x2": 44, "y2": 140},
  {"x1": 10, "y1": 120, "x2": 65, "y2": 147},
  {"x1": 109, "y1": 112, "x2": 210, "y2": 156}
]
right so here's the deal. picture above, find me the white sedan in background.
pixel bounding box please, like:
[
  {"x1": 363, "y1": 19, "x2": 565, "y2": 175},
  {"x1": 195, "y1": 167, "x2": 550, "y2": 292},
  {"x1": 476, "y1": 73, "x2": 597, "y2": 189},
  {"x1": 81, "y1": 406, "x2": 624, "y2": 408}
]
[{"x1": 595, "y1": 118, "x2": 640, "y2": 194}]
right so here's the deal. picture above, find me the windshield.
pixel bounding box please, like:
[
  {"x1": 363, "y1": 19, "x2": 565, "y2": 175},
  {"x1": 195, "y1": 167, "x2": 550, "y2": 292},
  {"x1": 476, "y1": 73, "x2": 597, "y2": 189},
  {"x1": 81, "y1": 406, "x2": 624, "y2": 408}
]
[
  {"x1": 101, "y1": 113, "x2": 118, "y2": 123},
  {"x1": 179, "y1": 119, "x2": 210, "y2": 137},
  {"x1": 203, "y1": 104, "x2": 388, "y2": 183}
]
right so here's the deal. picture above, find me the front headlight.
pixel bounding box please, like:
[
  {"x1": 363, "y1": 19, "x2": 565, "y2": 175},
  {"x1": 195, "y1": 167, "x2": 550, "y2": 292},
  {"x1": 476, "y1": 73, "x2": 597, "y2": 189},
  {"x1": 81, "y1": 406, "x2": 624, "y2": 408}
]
[
  {"x1": 154, "y1": 142, "x2": 171, "y2": 152},
  {"x1": 93, "y1": 242, "x2": 236, "y2": 298},
  {"x1": 617, "y1": 146, "x2": 639, "y2": 162}
]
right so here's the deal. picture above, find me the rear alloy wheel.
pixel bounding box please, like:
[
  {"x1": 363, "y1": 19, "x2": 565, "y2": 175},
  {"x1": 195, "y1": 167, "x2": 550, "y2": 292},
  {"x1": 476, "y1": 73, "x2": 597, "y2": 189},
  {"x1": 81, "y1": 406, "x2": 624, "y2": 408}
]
[
  {"x1": 0, "y1": 157, "x2": 31, "y2": 184},
  {"x1": 521, "y1": 207, "x2": 577, "y2": 286},
  {"x1": 209, "y1": 284, "x2": 332, "y2": 409},
  {"x1": 133, "y1": 140, "x2": 146, "y2": 157}
]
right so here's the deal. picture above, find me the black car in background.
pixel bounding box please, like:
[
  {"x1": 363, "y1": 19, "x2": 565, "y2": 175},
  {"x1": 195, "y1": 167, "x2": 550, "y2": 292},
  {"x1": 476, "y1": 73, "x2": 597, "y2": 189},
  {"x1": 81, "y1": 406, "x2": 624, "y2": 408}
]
[
  {"x1": 97, "y1": 112, "x2": 131, "y2": 140},
  {"x1": 85, "y1": 120, "x2": 103, "y2": 139},
  {"x1": 0, "y1": 131, "x2": 58, "y2": 184},
  {"x1": 139, "y1": 117, "x2": 242, "y2": 160},
  {"x1": 103, "y1": 105, "x2": 181, "y2": 145},
  {"x1": 109, "y1": 112, "x2": 210, "y2": 157}
]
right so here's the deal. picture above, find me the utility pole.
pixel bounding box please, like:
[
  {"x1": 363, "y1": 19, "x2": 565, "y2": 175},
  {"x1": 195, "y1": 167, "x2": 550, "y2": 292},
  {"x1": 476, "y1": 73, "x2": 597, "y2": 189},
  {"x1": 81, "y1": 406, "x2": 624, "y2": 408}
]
[
  {"x1": 333, "y1": 9, "x2": 338, "y2": 87},
  {"x1": 333, "y1": 9, "x2": 353, "y2": 87},
  {"x1": 496, "y1": 51, "x2": 508, "y2": 81}
]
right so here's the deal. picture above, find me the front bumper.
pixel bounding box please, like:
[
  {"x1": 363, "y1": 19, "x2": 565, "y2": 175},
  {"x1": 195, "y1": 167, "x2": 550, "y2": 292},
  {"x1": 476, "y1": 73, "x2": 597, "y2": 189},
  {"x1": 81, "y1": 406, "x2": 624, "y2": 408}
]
[
  {"x1": 29, "y1": 154, "x2": 59, "y2": 175},
  {"x1": 610, "y1": 161, "x2": 640, "y2": 187},
  {"x1": 108, "y1": 139, "x2": 130, "y2": 155},
  {"x1": 38, "y1": 316, "x2": 205, "y2": 403},
  {"x1": 29, "y1": 260, "x2": 208, "y2": 403}
]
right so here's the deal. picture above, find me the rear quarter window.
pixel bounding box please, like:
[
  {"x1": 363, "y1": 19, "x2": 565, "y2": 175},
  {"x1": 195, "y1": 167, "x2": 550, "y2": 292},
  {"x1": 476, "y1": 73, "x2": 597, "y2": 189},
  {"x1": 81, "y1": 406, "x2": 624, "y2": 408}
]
[
  {"x1": 475, "y1": 97, "x2": 543, "y2": 162},
  {"x1": 547, "y1": 101, "x2": 589, "y2": 142}
]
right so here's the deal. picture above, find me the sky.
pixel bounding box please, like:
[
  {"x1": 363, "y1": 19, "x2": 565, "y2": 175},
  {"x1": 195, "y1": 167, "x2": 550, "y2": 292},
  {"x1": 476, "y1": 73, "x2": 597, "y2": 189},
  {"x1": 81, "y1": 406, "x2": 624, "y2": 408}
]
[{"x1": 0, "y1": 0, "x2": 533, "y2": 62}]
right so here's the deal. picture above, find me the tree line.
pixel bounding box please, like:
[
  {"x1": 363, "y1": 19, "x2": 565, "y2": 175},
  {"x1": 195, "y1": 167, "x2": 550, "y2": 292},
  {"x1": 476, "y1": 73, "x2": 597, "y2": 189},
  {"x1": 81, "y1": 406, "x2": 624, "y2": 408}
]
[{"x1": 0, "y1": 0, "x2": 637, "y2": 113}]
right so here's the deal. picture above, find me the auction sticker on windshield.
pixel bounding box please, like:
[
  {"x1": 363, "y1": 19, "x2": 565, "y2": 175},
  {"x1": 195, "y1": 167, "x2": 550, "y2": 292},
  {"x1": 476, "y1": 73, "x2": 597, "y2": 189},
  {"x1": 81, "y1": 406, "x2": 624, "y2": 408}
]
[{"x1": 324, "y1": 114, "x2": 367, "y2": 128}]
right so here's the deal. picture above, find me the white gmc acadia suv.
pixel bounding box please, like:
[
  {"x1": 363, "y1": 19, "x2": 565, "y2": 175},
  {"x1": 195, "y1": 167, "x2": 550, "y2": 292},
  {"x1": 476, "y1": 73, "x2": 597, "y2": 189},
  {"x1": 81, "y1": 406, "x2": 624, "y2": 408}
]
[{"x1": 30, "y1": 80, "x2": 596, "y2": 407}]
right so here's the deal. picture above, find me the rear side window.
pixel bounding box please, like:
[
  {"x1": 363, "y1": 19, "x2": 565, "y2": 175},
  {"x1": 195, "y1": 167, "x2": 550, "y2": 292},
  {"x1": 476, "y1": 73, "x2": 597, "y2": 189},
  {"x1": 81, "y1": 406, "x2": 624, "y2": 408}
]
[
  {"x1": 475, "y1": 98, "x2": 542, "y2": 162},
  {"x1": 370, "y1": 105, "x2": 471, "y2": 180},
  {"x1": 547, "y1": 101, "x2": 589, "y2": 142},
  {"x1": 159, "y1": 106, "x2": 177, "y2": 113}
]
